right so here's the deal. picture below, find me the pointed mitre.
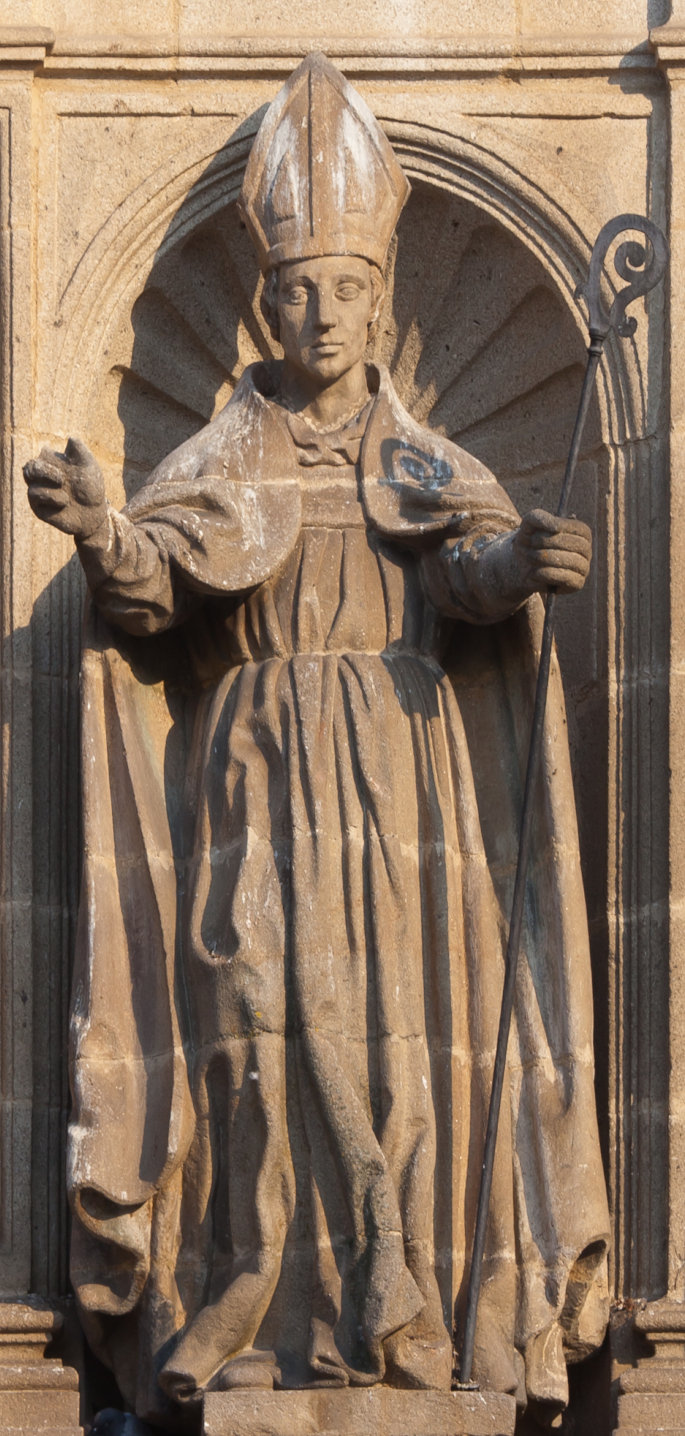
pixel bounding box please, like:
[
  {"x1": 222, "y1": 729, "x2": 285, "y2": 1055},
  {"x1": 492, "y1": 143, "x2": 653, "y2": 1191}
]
[{"x1": 238, "y1": 53, "x2": 410, "y2": 271}]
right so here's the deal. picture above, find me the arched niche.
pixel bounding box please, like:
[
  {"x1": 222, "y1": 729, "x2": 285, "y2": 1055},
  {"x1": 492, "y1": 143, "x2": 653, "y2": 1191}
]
[{"x1": 37, "y1": 120, "x2": 667, "y2": 1305}]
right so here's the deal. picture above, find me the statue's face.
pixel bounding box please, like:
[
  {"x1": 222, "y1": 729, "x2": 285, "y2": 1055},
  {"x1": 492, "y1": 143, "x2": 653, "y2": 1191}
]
[{"x1": 276, "y1": 255, "x2": 379, "y2": 384}]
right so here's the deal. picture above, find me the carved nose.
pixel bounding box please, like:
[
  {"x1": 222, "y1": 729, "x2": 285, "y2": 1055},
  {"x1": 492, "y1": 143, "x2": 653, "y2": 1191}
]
[{"x1": 313, "y1": 292, "x2": 335, "y2": 328}]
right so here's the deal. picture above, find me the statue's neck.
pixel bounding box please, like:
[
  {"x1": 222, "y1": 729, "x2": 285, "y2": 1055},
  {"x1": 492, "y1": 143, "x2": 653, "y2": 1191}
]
[{"x1": 277, "y1": 359, "x2": 370, "y2": 431}]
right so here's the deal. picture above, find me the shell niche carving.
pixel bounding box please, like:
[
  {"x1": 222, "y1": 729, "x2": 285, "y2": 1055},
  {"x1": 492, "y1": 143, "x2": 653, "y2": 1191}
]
[{"x1": 90, "y1": 179, "x2": 602, "y2": 521}]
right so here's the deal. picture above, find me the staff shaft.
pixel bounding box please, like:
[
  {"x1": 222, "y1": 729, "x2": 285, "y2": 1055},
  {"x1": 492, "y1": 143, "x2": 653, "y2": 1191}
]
[{"x1": 458, "y1": 337, "x2": 604, "y2": 1387}]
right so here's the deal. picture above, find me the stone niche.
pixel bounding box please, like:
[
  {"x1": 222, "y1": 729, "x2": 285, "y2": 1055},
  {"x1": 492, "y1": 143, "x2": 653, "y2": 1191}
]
[{"x1": 0, "y1": 3, "x2": 681, "y2": 1435}]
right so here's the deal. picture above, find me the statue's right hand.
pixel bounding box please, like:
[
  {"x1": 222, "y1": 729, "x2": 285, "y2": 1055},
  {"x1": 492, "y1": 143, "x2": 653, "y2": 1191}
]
[{"x1": 23, "y1": 438, "x2": 107, "y2": 538}]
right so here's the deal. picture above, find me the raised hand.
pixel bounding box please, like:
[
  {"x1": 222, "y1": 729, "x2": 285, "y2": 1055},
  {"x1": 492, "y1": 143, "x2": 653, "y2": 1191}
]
[
  {"x1": 23, "y1": 438, "x2": 107, "y2": 539},
  {"x1": 512, "y1": 509, "x2": 591, "y2": 595}
]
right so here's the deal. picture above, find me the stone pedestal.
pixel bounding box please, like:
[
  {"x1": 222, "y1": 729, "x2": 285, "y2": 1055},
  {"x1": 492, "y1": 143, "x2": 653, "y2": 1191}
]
[
  {"x1": 615, "y1": 1300, "x2": 685, "y2": 1434},
  {"x1": 203, "y1": 1388, "x2": 516, "y2": 1436},
  {"x1": 0, "y1": 1302, "x2": 81, "y2": 1436}
]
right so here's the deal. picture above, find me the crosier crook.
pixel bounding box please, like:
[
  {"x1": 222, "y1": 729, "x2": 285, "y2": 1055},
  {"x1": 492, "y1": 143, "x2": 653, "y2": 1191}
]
[{"x1": 457, "y1": 213, "x2": 669, "y2": 1391}]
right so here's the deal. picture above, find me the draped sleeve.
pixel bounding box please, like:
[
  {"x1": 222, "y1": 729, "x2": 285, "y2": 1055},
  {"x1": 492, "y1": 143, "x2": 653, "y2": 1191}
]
[{"x1": 74, "y1": 368, "x2": 303, "y2": 636}]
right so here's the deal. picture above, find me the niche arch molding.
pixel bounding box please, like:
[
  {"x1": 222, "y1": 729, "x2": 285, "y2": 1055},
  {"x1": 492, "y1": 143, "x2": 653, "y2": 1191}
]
[
  {"x1": 49, "y1": 117, "x2": 647, "y2": 452},
  {"x1": 43, "y1": 112, "x2": 664, "y2": 1303}
]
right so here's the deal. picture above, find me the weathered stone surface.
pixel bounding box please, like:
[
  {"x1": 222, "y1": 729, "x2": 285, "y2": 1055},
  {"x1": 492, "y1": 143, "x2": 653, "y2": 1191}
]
[
  {"x1": 616, "y1": 1393, "x2": 685, "y2": 1425},
  {"x1": 21, "y1": 47, "x2": 609, "y2": 1436},
  {"x1": 0, "y1": 1390, "x2": 80, "y2": 1426},
  {"x1": 0, "y1": 1302, "x2": 78, "y2": 1385},
  {"x1": 203, "y1": 1388, "x2": 517, "y2": 1436},
  {"x1": 614, "y1": 1300, "x2": 685, "y2": 1433},
  {"x1": 0, "y1": 1303, "x2": 81, "y2": 1435},
  {"x1": 0, "y1": 5, "x2": 681, "y2": 1436}
]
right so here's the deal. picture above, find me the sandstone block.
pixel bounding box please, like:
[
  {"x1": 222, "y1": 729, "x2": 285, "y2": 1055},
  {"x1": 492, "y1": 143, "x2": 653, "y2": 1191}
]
[
  {"x1": 616, "y1": 1391, "x2": 685, "y2": 1428},
  {"x1": 203, "y1": 1388, "x2": 517, "y2": 1436},
  {"x1": 0, "y1": 1389, "x2": 81, "y2": 1427}
]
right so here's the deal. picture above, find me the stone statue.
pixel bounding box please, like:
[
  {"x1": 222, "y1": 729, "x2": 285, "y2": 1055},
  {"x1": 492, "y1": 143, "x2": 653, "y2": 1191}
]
[{"x1": 24, "y1": 54, "x2": 610, "y2": 1434}]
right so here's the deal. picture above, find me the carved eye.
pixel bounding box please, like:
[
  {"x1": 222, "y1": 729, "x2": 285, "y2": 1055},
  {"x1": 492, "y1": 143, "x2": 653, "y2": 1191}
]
[
  {"x1": 336, "y1": 283, "x2": 363, "y2": 301},
  {"x1": 283, "y1": 285, "x2": 308, "y2": 305}
]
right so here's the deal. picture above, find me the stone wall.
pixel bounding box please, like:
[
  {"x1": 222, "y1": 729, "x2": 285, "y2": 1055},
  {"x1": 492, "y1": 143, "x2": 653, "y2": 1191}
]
[{"x1": 0, "y1": 4, "x2": 681, "y2": 1432}]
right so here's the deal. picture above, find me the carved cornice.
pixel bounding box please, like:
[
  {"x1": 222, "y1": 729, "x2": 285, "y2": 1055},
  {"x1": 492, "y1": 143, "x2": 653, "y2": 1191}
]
[
  {"x1": 650, "y1": 23, "x2": 685, "y2": 69},
  {"x1": 0, "y1": 27, "x2": 53, "y2": 63},
  {"x1": 0, "y1": 28, "x2": 658, "y2": 77}
]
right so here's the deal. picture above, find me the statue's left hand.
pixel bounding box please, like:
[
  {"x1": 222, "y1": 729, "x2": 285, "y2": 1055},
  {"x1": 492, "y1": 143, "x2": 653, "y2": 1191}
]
[{"x1": 512, "y1": 509, "x2": 592, "y2": 595}]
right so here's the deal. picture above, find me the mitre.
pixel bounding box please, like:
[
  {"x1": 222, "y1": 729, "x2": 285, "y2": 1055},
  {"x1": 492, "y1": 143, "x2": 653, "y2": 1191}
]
[{"x1": 238, "y1": 52, "x2": 410, "y2": 271}]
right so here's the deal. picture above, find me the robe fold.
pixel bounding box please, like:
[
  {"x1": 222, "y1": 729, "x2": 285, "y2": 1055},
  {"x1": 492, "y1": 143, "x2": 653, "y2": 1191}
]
[{"x1": 67, "y1": 363, "x2": 610, "y2": 1427}]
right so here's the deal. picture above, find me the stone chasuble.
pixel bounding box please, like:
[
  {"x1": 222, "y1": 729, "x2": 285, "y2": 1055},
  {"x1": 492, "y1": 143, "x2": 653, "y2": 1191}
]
[{"x1": 60, "y1": 54, "x2": 610, "y2": 1433}]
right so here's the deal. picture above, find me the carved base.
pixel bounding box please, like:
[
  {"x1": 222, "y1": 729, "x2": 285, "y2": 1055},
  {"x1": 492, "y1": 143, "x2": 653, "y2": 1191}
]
[
  {"x1": 0, "y1": 1301, "x2": 81, "y2": 1435},
  {"x1": 203, "y1": 1388, "x2": 517, "y2": 1436},
  {"x1": 614, "y1": 1299, "x2": 685, "y2": 1434}
]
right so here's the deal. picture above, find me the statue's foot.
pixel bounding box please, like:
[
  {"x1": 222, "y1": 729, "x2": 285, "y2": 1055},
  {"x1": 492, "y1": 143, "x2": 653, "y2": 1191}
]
[
  {"x1": 216, "y1": 1351, "x2": 276, "y2": 1390},
  {"x1": 383, "y1": 1327, "x2": 453, "y2": 1390},
  {"x1": 467, "y1": 1318, "x2": 523, "y2": 1399},
  {"x1": 159, "y1": 1292, "x2": 270, "y2": 1404},
  {"x1": 160, "y1": 1330, "x2": 277, "y2": 1404},
  {"x1": 159, "y1": 1268, "x2": 280, "y2": 1403},
  {"x1": 157, "y1": 1363, "x2": 203, "y2": 1408}
]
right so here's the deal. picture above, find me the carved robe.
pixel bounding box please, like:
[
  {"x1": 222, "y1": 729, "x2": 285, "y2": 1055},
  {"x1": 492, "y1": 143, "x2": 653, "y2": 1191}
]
[{"x1": 68, "y1": 363, "x2": 610, "y2": 1427}]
